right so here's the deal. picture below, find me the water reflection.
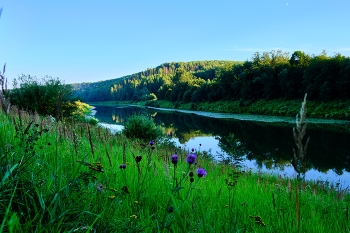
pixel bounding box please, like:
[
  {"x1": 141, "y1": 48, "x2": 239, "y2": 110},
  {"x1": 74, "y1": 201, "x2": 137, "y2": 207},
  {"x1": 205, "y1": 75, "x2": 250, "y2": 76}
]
[{"x1": 93, "y1": 105, "x2": 350, "y2": 187}]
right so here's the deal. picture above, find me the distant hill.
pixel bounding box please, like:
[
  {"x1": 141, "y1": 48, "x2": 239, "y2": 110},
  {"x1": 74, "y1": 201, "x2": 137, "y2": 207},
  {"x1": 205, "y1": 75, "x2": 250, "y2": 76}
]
[
  {"x1": 72, "y1": 50, "x2": 350, "y2": 104},
  {"x1": 72, "y1": 60, "x2": 240, "y2": 102}
]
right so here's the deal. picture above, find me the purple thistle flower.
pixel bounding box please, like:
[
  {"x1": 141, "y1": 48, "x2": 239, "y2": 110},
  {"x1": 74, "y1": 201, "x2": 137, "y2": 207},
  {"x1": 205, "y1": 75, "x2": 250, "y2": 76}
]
[
  {"x1": 186, "y1": 153, "x2": 196, "y2": 164},
  {"x1": 191, "y1": 148, "x2": 195, "y2": 152},
  {"x1": 149, "y1": 140, "x2": 155, "y2": 146},
  {"x1": 171, "y1": 154, "x2": 178, "y2": 165},
  {"x1": 197, "y1": 168, "x2": 207, "y2": 178},
  {"x1": 119, "y1": 164, "x2": 126, "y2": 169}
]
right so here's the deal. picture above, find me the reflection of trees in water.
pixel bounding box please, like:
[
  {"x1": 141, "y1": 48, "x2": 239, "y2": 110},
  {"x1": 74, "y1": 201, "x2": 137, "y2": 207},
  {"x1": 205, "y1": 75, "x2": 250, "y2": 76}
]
[
  {"x1": 95, "y1": 106, "x2": 350, "y2": 174},
  {"x1": 216, "y1": 134, "x2": 247, "y2": 166},
  {"x1": 94, "y1": 106, "x2": 145, "y2": 124}
]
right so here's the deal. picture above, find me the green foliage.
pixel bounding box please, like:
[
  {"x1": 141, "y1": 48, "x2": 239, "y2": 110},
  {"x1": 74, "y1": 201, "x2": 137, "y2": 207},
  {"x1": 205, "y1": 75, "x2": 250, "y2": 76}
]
[
  {"x1": 70, "y1": 100, "x2": 98, "y2": 125},
  {"x1": 143, "y1": 98, "x2": 350, "y2": 120},
  {"x1": 74, "y1": 51, "x2": 350, "y2": 106},
  {"x1": 11, "y1": 75, "x2": 78, "y2": 118},
  {"x1": 148, "y1": 93, "x2": 157, "y2": 100},
  {"x1": 123, "y1": 114, "x2": 163, "y2": 141},
  {"x1": 72, "y1": 60, "x2": 240, "y2": 103}
]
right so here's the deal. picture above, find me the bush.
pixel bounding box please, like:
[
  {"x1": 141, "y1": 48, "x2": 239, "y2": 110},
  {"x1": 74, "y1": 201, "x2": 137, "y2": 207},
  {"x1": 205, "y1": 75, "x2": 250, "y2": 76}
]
[
  {"x1": 123, "y1": 114, "x2": 163, "y2": 141},
  {"x1": 10, "y1": 75, "x2": 77, "y2": 119}
]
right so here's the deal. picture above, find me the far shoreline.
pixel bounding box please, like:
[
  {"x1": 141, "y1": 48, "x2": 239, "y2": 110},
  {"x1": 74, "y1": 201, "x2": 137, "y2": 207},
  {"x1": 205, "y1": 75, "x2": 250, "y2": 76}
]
[{"x1": 87, "y1": 99, "x2": 350, "y2": 122}]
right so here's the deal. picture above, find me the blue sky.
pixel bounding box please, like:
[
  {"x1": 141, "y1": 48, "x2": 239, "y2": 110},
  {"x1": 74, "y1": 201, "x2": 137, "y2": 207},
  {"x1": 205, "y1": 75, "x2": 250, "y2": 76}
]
[{"x1": 1, "y1": 0, "x2": 350, "y2": 86}]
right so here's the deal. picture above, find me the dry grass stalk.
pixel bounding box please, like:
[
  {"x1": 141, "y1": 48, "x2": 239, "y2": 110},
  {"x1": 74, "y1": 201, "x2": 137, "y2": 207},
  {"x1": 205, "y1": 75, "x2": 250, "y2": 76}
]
[
  {"x1": 87, "y1": 125, "x2": 95, "y2": 157},
  {"x1": 153, "y1": 161, "x2": 157, "y2": 175},
  {"x1": 162, "y1": 161, "x2": 170, "y2": 178},
  {"x1": 292, "y1": 93, "x2": 310, "y2": 179},
  {"x1": 0, "y1": 63, "x2": 11, "y2": 114},
  {"x1": 122, "y1": 143, "x2": 126, "y2": 164},
  {"x1": 105, "y1": 148, "x2": 112, "y2": 167}
]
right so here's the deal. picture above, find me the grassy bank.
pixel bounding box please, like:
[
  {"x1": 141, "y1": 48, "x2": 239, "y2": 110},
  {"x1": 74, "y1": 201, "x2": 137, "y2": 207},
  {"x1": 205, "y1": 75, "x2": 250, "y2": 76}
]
[
  {"x1": 1, "y1": 108, "x2": 349, "y2": 232},
  {"x1": 90, "y1": 99, "x2": 350, "y2": 120},
  {"x1": 147, "y1": 99, "x2": 350, "y2": 120}
]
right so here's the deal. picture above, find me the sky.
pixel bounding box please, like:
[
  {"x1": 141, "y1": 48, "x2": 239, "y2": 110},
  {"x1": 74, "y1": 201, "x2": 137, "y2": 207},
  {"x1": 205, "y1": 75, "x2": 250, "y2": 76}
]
[{"x1": 1, "y1": 0, "x2": 350, "y2": 87}]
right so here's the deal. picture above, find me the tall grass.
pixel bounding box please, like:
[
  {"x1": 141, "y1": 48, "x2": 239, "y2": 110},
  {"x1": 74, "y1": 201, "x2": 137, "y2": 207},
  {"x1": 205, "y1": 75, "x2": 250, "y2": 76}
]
[{"x1": 0, "y1": 106, "x2": 349, "y2": 232}]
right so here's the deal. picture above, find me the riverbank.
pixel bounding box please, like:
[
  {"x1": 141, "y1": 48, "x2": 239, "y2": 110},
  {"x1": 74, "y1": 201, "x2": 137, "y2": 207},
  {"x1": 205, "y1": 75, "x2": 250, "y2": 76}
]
[
  {"x1": 88, "y1": 99, "x2": 350, "y2": 120},
  {"x1": 90, "y1": 104, "x2": 350, "y2": 187},
  {"x1": 1, "y1": 108, "x2": 349, "y2": 232}
]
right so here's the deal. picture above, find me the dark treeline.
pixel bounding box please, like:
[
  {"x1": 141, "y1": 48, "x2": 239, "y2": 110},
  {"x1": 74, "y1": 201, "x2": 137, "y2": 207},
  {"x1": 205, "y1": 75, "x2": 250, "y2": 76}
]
[{"x1": 72, "y1": 50, "x2": 350, "y2": 103}]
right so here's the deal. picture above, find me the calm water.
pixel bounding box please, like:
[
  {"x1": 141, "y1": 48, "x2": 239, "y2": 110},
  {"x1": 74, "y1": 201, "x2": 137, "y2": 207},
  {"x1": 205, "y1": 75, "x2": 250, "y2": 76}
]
[{"x1": 93, "y1": 105, "x2": 350, "y2": 188}]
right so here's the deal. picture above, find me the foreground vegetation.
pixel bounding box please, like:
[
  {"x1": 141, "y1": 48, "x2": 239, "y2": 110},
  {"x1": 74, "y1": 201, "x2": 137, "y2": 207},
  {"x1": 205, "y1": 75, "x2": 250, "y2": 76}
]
[{"x1": 1, "y1": 106, "x2": 349, "y2": 232}]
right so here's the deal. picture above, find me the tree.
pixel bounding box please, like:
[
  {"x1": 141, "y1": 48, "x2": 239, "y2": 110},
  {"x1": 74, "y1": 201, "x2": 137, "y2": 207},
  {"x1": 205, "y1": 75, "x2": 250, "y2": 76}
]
[
  {"x1": 290, "y1": 51, "x2": 310, "y2": 67},
  {"x1": 11, "y1": 75, "x2": 78, "y2": 118}
]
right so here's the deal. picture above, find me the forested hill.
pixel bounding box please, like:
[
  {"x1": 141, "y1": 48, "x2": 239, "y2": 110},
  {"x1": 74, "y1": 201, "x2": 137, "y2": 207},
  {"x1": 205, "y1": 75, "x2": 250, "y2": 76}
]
[
  {"x1": 72, "y1": 50, "x2": 350, "y2": 103},
  {"x1": 71, "y1": 60, "x2": 241, "y2": 102}
]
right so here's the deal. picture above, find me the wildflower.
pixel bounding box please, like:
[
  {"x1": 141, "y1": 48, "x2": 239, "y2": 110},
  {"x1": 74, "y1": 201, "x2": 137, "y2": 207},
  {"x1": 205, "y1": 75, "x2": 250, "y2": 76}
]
[
  {"x1": 197, "y1": 168, "x2": 207, "y2": 178},
  {"x1": 171, "y1": 154, "x2": 178, "y2": 165},
  {"x1": 191, "y1": 148, "x2": 195, "y2": 152},
  {"x1": 168, "y1": 206, "x2": 174, "y2": 213},
  {"x1": 149, "y1": 140, "x2": 155, "y2": 146},
  {"x1": 96, "y1": 183, "x2": 103, "y2": 192},
  {"x1": 199, "y1": 144, "x2": 202, "y2": 146},
  {"x1": 189, "y1": 171, "x2": 194, "y2": 177},
  {"x1": 186, "y1": 153, "x2": 196, "y2": 164},
  {"x1": 130, "y1": 214, "x2": 137, "y2": 219},
  {"x1": 119, "y1": 164, "x2": 126, "y2": 169},
  {"x1": 135, "y1": 155, "x2": 142, "y2": 163}
]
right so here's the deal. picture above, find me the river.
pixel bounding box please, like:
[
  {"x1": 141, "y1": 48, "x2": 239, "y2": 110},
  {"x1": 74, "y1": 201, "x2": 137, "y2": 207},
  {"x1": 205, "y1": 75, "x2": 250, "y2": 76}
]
[{"x1": 92, "y1": 105, "x2": 350, "y2": 188}]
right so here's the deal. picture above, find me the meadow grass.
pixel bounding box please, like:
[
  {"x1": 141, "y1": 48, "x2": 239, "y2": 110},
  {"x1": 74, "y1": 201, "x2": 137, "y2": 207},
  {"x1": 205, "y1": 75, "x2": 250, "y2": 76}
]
[{"x1": 0, "y1": 107, "x2": 349, "y2": 232}]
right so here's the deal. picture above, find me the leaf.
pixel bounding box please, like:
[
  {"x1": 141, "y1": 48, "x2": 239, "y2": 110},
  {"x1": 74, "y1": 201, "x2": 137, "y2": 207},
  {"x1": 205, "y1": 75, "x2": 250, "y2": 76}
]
[{"x1": 1, "y1": 164, "x2": 18, "y2": 186}]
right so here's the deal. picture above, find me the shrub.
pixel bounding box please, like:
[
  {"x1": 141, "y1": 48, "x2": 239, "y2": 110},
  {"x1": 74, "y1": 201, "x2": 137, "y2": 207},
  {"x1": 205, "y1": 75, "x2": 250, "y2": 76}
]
[
  {"x1": 10, "y1": 75, "x2": 77, "y2": 119},
  {"x1": 123, "y1": 114, "x2": 163, "y2": 141}
]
